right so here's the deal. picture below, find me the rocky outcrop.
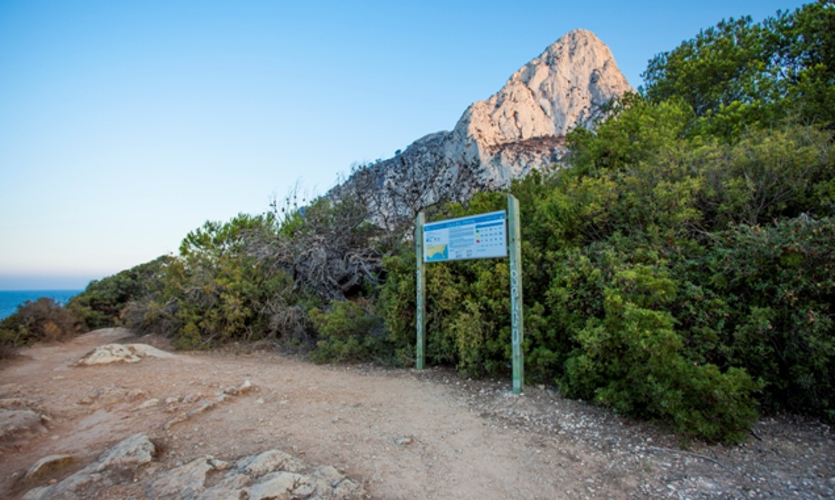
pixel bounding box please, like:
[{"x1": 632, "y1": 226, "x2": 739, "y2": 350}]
[
  {"x1": 23, "y1": 454, "x2": 76, "y2": 483},
  {"x1": 22, "y1": 434, "x2": 156, "y2": 500},
  {"x1": 77, "y1": 384, "x2": 148, "y2": 407},
  {"x1": 0, "y1": 409, "x2": 47, "y2": 443},
  {"x1": 333, "y1": 29, "x2": 632, "y2": 227},
  {"x1": 146, "y1": 451, "x2": 363, "y2": 500},
  {"x1": 0, "y1": 395, "x2": 50, "y2": 453},
  {"x1": 23, "y1": 434, "x2": 364, "y2": 500},
  {"x1": 74, "y1": 343, "x2": 175, "y2": 366}
]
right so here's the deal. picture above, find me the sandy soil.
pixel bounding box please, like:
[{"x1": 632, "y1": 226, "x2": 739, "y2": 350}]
[{"x1": 1, "y1": 328, "x2": 833, "y2": 499}]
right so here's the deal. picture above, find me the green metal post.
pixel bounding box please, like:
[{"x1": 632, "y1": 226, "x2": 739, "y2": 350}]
[
  {"x1": 415, "y1": 212, "x2": 426, "y2": 370},
  {"x1": 507, "y1": 195, "x2": 524, "y2": 394}
]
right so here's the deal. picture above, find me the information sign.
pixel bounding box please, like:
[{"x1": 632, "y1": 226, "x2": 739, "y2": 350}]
[
  {"x1": 423, "y1": 211, "x2": 507, "y2": 262},
  {"x1": 415, "y1": 200, "x2": 523, "y2": 394}
]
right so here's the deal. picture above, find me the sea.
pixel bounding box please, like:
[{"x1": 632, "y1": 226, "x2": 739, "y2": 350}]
[{"x1": 0, "y1": 290, "x2": 83, "y2": 321}]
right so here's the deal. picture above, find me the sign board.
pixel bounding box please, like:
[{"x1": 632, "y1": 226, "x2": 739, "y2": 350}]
[
  {"x1": 423, "y1": 210, "x2": 507, "y2": 262},
  {"x1": 416, "y1": 201, "x2": 524, "y2": 394}
]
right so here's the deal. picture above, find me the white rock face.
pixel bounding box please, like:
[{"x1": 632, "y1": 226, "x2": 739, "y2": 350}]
[
  {"x1": 333, "y1": 29, "x2": 632, "y2": 226},
  {"x1": 471, "y1": 28, "x2": 632, "y2": 143}
]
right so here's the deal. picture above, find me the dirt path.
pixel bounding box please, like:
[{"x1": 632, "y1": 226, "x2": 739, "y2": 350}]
[{"x1": 1, "y1": 329, "x2": 833, "y2": 499}]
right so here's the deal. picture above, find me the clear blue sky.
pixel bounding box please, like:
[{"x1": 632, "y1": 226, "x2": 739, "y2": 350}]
[{"x1": 0, "y1": 0, "x2": 808, "y2": 290}]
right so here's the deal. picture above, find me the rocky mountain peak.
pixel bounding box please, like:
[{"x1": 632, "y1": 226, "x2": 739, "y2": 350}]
[
  {"x1": 332, "y1": 29, "x2": 633, "y2": 228},
  {"x1": 460, "y1": 28, "x2": 632, "y2": 150}
]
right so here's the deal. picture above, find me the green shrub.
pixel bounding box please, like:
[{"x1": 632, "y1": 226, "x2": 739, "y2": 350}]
[
  {"x1": 378, "y1": 252, "x2": 418, "y2": 366},
  {"x1": 560, "y1": 266, "x2": 761, "y2": 443},
  {"x1": 0, "y1": 298, "x2": 87, "y2": 356},
  {"x1": 68, "y1": 256, "x2": 172, "y2": 330},
  {"x1": 309, "y1": 301, "x2": 387, "y2": 363},
  {"x1": 123, "y1": 213, "x2": 320, "y2": 349},
  {"x1": 705, "y1": 217, "x2": 835, "y2": 417}
]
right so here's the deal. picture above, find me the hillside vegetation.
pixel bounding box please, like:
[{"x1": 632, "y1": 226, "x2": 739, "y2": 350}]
[{"x1": 3, "y1": 1, "x2": 833, "y2": 443}]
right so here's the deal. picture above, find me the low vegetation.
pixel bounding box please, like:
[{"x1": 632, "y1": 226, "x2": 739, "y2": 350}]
[
  {"x1": 3, "y1": 1, "x2": 832, "y2": 443},
  {"x1": 0, "y1": 298, "x2": 87, "y2": 357}
]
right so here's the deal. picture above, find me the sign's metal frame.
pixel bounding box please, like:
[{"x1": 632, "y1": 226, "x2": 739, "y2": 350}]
[{"x1": 415, "y1": 195, "x2": 524, "y2": 394}]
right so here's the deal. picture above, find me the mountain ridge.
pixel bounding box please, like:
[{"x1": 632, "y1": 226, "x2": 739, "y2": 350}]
[{"x1": 333, "y1": 29, "x2": 633, "y2": 227}]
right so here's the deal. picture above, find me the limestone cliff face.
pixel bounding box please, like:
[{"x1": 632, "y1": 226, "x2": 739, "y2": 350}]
[{"x1": 333, "y1": 29, "x2": 633, "y2": 226}]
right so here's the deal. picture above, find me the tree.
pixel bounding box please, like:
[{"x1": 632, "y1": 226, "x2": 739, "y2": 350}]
[{"x1": 643, "y1": 1, "x2": 835, "y2": 134}]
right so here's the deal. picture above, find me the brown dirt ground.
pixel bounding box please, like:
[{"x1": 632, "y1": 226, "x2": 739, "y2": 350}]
[{"x1": 1, "y1": 328, "x2": 833, "y2": 499}]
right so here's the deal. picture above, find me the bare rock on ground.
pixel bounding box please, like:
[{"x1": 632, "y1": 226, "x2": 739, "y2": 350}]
[
  {"x1": 164, "y1": 380, "x2": 254, "y2": 430},
  {"x1": 146, "y1": 449, "x2": 363, "y2": 500},
  {"x1": 7, "y1": 328, "x2": 832, "y2": 499},
  {"x1": 0, "y1": 409, "x2": 47, "y2": 443},
  {"x1": 18, "y1": 416, "x2": 362, "y2": 499},
  {"x1": 247, "y1": 471, "x2": 306, "y2": 499},
  {"x1": 90, "y1": 433, "x2": 156, "y2": 471},
  {"x1": 74, "y1": 343, "x2": 175, "y2": 366},
  {"x1": 79, "y1": 384, "x2": 147, "y2": 407},
  {"x1": 145, "y1": 456, "x2": 217, "y2": 499},
  {"x1": 74, "y1": 344, "x2": 141, "y2": 365},
  {"x1": 23, "y1": 454, "x2": 75, "y2": 483},
  {"x1": 22, "y1": 433, "x2": 156, "y2": 500},
  {"x1": 127, "y1": 344, "x2": 176, "y2": 359},
  {"x1": 0, "y1": 398, "x2": 40, "y2": 410},
  {"x1": 237, "y1": 449, "x2": 307, "y2": 476}
]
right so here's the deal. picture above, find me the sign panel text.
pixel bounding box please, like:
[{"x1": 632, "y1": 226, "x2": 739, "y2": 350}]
[{"x1": 423, "y1": 211, "x2": 507, "y2": 262}]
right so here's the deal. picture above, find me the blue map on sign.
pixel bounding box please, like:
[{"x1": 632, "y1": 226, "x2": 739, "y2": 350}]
[{"x1": 425, "y1": 244, "x2": 449, "y2": 262}]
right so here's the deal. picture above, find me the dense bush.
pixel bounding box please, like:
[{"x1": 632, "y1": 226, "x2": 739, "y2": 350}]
[
  {"x1": 0, "y1": 298, "x2": 87, "y2": 357},
  {"x1": 123, "y1": 213, "x2": 319, "y2": 349},
  {"x1": 309, "y1": 300, "x2": 388, "y2": 363},
  {"x1": 68, "y1": 256, "x2": 172, "y2": 329},
  {"x1": 123, "y1": 195, "x2": 387, "y2": 351},
  {"x1": 704, "y1": 218, "x2": 835, "y2": 418}
]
